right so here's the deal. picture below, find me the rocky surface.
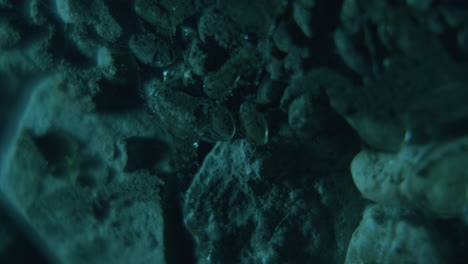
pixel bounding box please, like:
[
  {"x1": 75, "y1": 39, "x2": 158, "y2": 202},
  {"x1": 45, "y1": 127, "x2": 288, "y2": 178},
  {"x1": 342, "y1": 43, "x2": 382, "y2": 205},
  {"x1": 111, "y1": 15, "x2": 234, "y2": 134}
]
[{"x1": 0, "y1": 0, "x2": 467, "y2": 263}]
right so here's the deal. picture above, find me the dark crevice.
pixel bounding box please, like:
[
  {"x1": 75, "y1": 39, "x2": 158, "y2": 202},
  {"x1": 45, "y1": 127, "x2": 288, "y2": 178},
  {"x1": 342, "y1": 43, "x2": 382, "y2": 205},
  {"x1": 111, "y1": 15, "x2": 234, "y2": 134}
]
[
  {"x1": 124, "y1": 137, "x2": 170, "y2": 172},
  {"x1": 203, "y1": 38, "x2": 230, "y2": 72},
  {"x1": 439, "y1": 27, "x2": 468, "y2": 62},
  {"x1": 433, "y1": 218, "x2": 468, "y2": 264},
  {"x1": 197, "y1": 141, "x2": 215, "y2": 166},
  {"x1": 91, "y1": 199, "x2": 110, "y2": 222},
  {"x1": 93, "y1": 79, "x2": 143, "y2": 113},
  {"x1": 161, "y1": 175, "x2": 197, "y2": 264},
  {"x1": 435, "y1": 0, "x2": 468, "y2": 8},
  {"x1": 306, "y1": 0, "x2": 344, "y2": 67},
  {"x1": 76, "y1": 173, "x2": 97, "y2": 187},
  {"x1": 48, "y1": 28, "x2": 95, "y2": 68},
  {"x1": 32, "y1": 131, "x2": 81, "y2": 177}
]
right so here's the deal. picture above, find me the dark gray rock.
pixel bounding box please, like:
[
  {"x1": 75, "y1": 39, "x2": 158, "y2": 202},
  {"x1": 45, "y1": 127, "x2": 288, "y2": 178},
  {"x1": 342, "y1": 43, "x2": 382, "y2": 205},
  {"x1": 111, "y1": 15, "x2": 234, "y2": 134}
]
[{"x1": 184, "y1": 139, "x2": 363, "y2": 264}]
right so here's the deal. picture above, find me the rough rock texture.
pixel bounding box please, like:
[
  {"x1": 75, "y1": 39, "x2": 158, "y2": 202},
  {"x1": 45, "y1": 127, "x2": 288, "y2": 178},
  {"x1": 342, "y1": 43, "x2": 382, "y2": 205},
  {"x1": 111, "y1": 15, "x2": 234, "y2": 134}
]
[
  {"x1": 345, "y1": 204, "x2": 448, "y2": 264},
  {"x1": 0, "y1": 74, "x2": 166, "y2": 263},
  {"x1": 351, "y1": 136, "x2": 468, "y2": 217},
  {"x1": 184, "y1": 138, "x2": 363, "y2": 264},
  {"x1": 1, "y1": 0, "x2": 467, "y2": 263}
]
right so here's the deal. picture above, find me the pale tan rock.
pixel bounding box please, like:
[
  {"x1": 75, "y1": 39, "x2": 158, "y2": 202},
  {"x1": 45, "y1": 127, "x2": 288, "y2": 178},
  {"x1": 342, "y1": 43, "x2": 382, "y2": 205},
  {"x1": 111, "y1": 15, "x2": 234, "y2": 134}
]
[
  {"x1": 345, "y1": 204, "x2": 446, "y2": 264},
  {"x1": 351, "y1": 137, "x2": 468, "y2": 217}
]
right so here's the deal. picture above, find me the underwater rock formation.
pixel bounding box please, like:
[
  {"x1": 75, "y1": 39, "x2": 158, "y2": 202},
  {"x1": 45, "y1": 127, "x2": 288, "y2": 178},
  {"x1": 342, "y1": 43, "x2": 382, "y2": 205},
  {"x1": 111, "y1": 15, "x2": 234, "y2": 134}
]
[{"x1": 0, "y1": 0, "x2": 467, "y2": 263}]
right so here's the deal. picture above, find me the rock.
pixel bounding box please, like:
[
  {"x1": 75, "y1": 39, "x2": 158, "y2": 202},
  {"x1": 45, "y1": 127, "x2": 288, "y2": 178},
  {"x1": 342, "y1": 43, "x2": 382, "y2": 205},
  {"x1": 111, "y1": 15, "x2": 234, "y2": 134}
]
[
  {"x1": 92, "y1": 1, "x2": 122, "y2": 42},
  {"x1": 97, "y1": 46, "x2": 139, "y2": 84},
  {"x1": 458, "y1": 24, "x2": 468, "y2": 55},
  {"x1": 256, "y1": 77, "x2": 285, "y2": 106},
  {"x1": 1, "y1": 0, "x2": 467, "y2": 263},
  {"x1": 272, "y1": 19, "x2": 296, "y2": 53},
  {"x1": 334, "y1": 27, "x2": 372, "y2": 76},
  {"x1": 288, "y1": 94, "x2": 316, "y2": 135},
  {"x1": 280, "y1": 68, "x2": 333, "y2": 111},
  {"x1": 56, "y1": 0, "x2": 122, "y2": 42},
  {"x1": 323, "y1": 67, "x2": 406, "y2": 152},
  {"x1": 183, "y1": 140, "x2": 336, "y2": 263},
  {"x1": 351, "y1": 136, "x2": 468, "y2": 217},
  {"x1": 239, "y1": 102, "x2": 269, "y2": 145},
  {"x1": 26, "y1": 172, "x2": 165, "y2": 264},
  {"x1": 0, "y1": 0, "x2": 11, "y2": 8},
  {"x1": 0, "y1": 75, "x2": 167, "y2": 263},
  {"x1": 129, "y1": 33, "x2": 174, "y2": 67},
  {"x1": 216, "y1": 0, "x2": 286, "y2": 36},
  {"x1": 345, "y1": 204, "x2": 447, "y2": 264},
  {"x1": 55, "y1": 0, "x2": 87, "y2": 24},
  {"x1": 326, "y1": 56, "x2": 468, "y2": 150},
  {"x1": 403, "y1": 79, "x2": 468, "y2": 142},
  {"x1": 134, "y1": 0, "x2": 195, "y2": 36},
  {"x1": 0, "y1": 20, "x2": 21, "y2": 48},
  {"x1": 344, "y1": 115, "x2": 406, "y2": 152},
  {"x1": 202, "y1": 45, "x2": 260, "y2": 100},
  {"x1": 186, "y1": 38, "x2": 209, "y2": 76},
  {"x1": 351, "y1": 148, "x2": 415, "y2": 208},
  {"x1": 439, "y1": 7, "x2": 468, "y2": 28}
]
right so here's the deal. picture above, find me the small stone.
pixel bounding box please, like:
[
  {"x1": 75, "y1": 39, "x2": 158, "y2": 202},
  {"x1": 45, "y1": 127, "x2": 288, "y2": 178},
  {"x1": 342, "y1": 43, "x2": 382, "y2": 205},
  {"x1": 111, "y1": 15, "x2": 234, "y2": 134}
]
[
  {"x1": 239, "y1": 102, "x2": 268, "y2": 145},
  {"x1": 340, "y1": 0, "x2": 361, "y2": 33},
  {"x1": 273, "y1": 19, "x2": 295, "y2": 53},
  {"x1": 293, "y1": 2, "x2": 314, "y2": 38},
  {"x1": 216, "y1": 0, "x2": 285, "y2": 35},
  {"x1": 256, "y1": 77, "x2": 284, "y2": 105},
  {"x1": 129, "y1": 33, "x2": 173, "y2": 67},
  {"x1": 333, "y1": 27, "x2": 372, "y2": 76},
  {"x1": 201, "y1": 102, "x2": 236, "y2": 142},
  {"x1": 148, "y1": 80, "x2": 235, "y2": 142},
  {"x1": 351, "y1": 148, "x2": 412, "y2": 207},
  {"x1": 55, "y1": 0, "x2": 82, "y2": 24},
  {"x1": 198, "y1": 8, "x2": 241, "y2": 48},
  {"x1": 288, "y1": 95, "x2": 316, "y2": 135},
  {"x1": 203, "y1": 45, "x2": 259, "y2": 100},
  {"x1": 439, "y1": 8, "x2": 468, "y2": 28}
]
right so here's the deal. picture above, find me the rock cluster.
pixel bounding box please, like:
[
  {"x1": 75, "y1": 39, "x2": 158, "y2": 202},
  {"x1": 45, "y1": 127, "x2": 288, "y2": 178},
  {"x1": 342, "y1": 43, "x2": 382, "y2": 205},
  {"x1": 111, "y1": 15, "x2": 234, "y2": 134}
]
[{"x1": 0, "y1": 0, "x2": 467, "y2": 263}]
